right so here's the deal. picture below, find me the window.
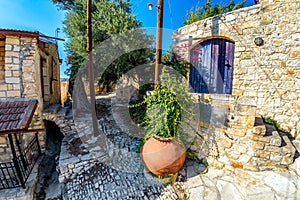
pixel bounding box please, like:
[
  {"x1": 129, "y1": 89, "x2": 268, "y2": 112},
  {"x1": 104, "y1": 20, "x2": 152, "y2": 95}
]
[{"x1": 189, "y1": 38, "x2": 234, "y2": 94}]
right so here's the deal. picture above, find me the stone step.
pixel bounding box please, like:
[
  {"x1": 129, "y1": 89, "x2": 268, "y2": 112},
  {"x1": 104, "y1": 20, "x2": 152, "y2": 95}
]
[
  {"x1": 57, "y1": 106, "x2": 70, "y2": 116},
  {"x1": 64, "y1": 109, "x2": 73, "y2": 120},
  {"x1": 44, "y1": 104, "x2": 62, "y2": 114}
]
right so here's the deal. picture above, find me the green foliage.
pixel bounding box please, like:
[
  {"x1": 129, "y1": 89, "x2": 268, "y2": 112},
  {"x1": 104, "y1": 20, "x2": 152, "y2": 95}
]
[
  {"x1": 52, "y1": 0, "x2": 76, "y2": 10},
  {"x1": 262, "y1": 117, "x2": 296, "y2": 139},
  {"x1": 262, "y1": 117, "x2": 280, "y2": 130},
  {"x1": 53, "y1": 0, "x2": 154, "y2": 93},
  {"x1": 183, "y1": 0, "x2": 246, "y2": 25},
  {"x1": 130, "y1": 68, "x2": 195, "y2": 141},
  {"x1": 162, "y1": 52, "x2": 190, "y2": 78}
]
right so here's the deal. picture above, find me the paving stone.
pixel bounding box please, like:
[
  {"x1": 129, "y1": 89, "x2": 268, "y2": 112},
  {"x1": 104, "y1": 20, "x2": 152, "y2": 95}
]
[
  {"x1": 34, "y1": 96, "x2": 300, "y2": 200},
  {"x1": 263, "y1": 172, "x2": 297, "y2": 198}
]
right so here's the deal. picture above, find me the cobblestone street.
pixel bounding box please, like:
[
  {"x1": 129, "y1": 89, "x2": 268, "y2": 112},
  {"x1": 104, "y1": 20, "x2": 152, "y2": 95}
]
[
  {"x1": 59, "y1": 97, "x2": 190, "y2": 200},
  {"x1": 56, "y1": 96, "x2": 300, "y2": 200},
  {"x1": 1, "y1": 96, "x2": 300, "y2": 200}
]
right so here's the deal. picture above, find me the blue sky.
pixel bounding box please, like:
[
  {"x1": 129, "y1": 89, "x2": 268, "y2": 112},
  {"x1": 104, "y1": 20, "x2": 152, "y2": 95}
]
[{"x1": 0, "y1": 0, "x2": 255, "y2": 78}]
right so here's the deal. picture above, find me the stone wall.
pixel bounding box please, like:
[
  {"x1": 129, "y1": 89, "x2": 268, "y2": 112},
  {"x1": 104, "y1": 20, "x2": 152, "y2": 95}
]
[
  {"x1": 189, "y1": 94, "x2": 296, "y2": 171},
  {"x1": 0, "y1": 35, "x2": 61, "y2": 107},
  {"x1": 0, "y1": 135, "x2": 12, "y2": 162},
  {"x1": 21, "y1": 37, "x2": 38, "y2": 100},
  {"x1": 0, "y1": 34, "x2": 62, "y2": 158},
  {"x1": 44, "y1": 42, "x2": 61, "y2": 105},
  {"x1": 0, "y1": 36, "x2": 24, "y2": 98},
  {"x1": 61, "y1": 79, "x2": 70, "y2": 106},
  {"x1": 172, "y1": 0, "x2": 300, "y2": 137},
  {"x1": 0, "y1": 37, "x2": 5, "y2": 81}
]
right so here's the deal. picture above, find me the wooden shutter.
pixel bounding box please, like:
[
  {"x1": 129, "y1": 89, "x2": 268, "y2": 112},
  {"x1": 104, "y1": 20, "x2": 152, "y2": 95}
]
[{"x1": 189, "y1": 39, "x2": 234, "y2": 94}]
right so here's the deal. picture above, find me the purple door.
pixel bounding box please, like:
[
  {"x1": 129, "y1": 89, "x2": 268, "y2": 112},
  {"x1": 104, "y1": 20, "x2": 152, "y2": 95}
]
[{"x1": 189, "y1": 39, "x2": 234, "y2": 94}]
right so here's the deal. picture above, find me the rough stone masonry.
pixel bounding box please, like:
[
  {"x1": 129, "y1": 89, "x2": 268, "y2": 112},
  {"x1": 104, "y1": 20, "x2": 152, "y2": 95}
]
[{"x1": 172, "y1": 0, "x2": 300, "y2": 137}]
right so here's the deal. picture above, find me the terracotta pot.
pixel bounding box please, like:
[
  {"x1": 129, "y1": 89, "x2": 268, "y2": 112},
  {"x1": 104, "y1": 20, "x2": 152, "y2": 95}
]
[{"x1": 140, "y1": 136, "x2": 186, "y2": 176}]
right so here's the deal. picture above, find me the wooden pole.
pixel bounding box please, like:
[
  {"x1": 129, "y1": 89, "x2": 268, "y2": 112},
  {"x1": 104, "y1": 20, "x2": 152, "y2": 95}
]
[
  {"x1": 154, "y1": 0, "x2": 164, "y2": 86},
  {"x1": 87, "y1": 0, "x2": 99, "y2": 136}
]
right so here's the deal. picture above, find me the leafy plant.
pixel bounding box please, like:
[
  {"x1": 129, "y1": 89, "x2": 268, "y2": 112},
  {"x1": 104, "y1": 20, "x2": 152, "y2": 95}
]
[
  {"x1": 162, "y1": 52, "x2": 190, "y2": 78},
  {"x1": 130, "y1": 68, "x2": 196, "y2": 141},
  {"x1": 262, "y1": 117, "x2": 295, "y2": 139},
  {"x1": 262, "y1": 117, "x2": 280, "y2": 130},
  {"x1": 129, "y1": 52, "x2": 190, "y2": 128},
  {"x1": 183, "y1": 0, "x2": 246, "y2": 25}
]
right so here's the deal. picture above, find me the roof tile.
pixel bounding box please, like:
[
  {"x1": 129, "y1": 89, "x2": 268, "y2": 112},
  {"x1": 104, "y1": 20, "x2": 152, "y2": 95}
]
[{"x1": 0, "y1": 99, "x2": 38, "y2": 133}]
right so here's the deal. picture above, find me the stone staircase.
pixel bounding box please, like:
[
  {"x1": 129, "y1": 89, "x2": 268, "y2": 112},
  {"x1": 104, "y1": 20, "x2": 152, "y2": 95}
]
[{"x1": 208, "y1": 117, "x2": 297, "y2": 172}]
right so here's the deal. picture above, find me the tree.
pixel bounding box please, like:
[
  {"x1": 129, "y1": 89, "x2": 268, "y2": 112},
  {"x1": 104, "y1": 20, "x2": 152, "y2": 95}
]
[
  {"x1": 52, "y1": 0, "x2": 76, "y2": 9},
  {"x1": 52, "y1": 0, "x2": 154, "y2": 94},
  {"x1": 183, "y1": 0, "x2": 246, "y2": 26}
]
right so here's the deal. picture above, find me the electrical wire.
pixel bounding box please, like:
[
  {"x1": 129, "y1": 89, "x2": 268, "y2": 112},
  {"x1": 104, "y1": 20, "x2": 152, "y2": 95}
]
[
  {"x1": 167, "y1": 0, "x2": 173, "y2": 29},
  {"x1": 131, "y1": 0, "x2": 144, "y2": 14}
]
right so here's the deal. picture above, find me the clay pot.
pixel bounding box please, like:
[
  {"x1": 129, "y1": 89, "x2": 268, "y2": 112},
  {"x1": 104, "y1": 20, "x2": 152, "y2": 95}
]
[{"x1": 140, "y1": 136, "x2": 186, "y2": 176}]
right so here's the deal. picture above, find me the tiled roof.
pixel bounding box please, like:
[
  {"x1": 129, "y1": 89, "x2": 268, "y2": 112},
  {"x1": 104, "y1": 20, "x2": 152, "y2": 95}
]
[
  {"x1": 0, "y1": 99, "x2": 38, "y2": 134},
  {"x1": 0, "y1": 28, "x2": 39, "y2": 38},
  {"x1": 0, "y1": 28, "x2": 64, "y2": 43}
]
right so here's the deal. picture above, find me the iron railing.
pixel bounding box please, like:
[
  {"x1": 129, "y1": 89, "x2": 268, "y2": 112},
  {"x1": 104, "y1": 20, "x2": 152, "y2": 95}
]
[
  {"x1": 0, "y1": 132, "x2": 41, "y2": 190},
  {"x1": 0, "y1": 161, "x2": 21, "y2": 189}
]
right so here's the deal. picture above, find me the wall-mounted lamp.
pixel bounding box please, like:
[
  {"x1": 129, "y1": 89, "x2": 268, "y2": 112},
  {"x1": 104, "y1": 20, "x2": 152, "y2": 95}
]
[
  {"x1": 147, "y1": 2, "x2": 154, "y2": 10},
  {"x1": 147, "y1": 2, "x2": 159, "y2": 10},
  {"x1": 254, "y1": 37, "x2": 264, "y2": 46}
]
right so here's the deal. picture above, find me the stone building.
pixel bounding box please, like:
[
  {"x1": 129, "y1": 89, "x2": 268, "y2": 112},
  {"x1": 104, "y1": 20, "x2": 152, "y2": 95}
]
[
  {"x1": 172, "y1": 0, "x2": 300, "y2": 137},
  {"x1": 0, "y1": 28, "x2": 62, "y2": 162},
  {"x1": 61, "y1": 78, "x2": 71, "y2": 107},
  {"x1": 0, "y1": 28, "x2": 61, "y2": 110}
]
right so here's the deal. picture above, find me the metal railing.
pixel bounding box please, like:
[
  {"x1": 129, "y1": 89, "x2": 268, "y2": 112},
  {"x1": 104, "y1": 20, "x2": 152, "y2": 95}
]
[
  {"x1": 0, "y1": 132, "x2": 41, "y2": 190},
  {"x1": 0, "y1": 162, "x2": 21, "y2": 189}
]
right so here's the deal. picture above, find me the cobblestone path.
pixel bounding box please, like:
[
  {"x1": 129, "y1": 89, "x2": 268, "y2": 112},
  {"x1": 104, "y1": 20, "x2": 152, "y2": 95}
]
[
  {"x1": 59, "y1": 97, "x2": 300, "y2": 200},
  {"x1": 61, "y1": 98, "x2": 189, "y2": 200}
]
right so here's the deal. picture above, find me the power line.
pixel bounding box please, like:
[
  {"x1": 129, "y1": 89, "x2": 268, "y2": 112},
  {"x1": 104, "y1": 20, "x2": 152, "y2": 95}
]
[
  {"x1": 131, "y1": 0, "x2": 144, "y2": 14},
  {"x1": 167, "y1": 0, "x2": 173, "y2": 29}
]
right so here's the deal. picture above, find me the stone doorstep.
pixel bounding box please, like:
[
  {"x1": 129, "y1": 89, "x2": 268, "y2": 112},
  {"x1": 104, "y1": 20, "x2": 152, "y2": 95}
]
[{"x1": 43, "y1": 104, "x2": 62, "y2": 114}]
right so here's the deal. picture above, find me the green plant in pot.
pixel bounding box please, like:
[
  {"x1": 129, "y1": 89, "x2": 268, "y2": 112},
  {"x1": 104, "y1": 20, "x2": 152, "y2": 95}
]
[{"x1": 133, "y1": 67, "x2": 197, "y2": 176}]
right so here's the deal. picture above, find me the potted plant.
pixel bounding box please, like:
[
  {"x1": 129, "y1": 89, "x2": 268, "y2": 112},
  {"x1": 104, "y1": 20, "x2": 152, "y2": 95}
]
[{"x1": 132, "y1": 67, "x2": 197, "y2": 176}]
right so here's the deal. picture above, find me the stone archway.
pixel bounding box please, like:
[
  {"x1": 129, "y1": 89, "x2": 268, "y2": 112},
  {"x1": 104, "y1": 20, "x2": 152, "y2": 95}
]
[
  {"x1": 34, "y1": 105, "x2": 77, "y2": 199},
  {"x1": 42, "y1": 106, "x2": 75, "y2": 137},
  {"x1": 34, "y1": 120, "x2": 64, "y2": 199}
]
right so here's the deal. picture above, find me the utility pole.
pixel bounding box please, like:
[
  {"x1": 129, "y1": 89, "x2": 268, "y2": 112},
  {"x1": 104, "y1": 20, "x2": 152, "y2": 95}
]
[
  {"x1": 154, "y1": 0, "x2": 164, "y2": 86},
  {"x1": 87, "y1": 0, "x2": 99, "y2": 136}
]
